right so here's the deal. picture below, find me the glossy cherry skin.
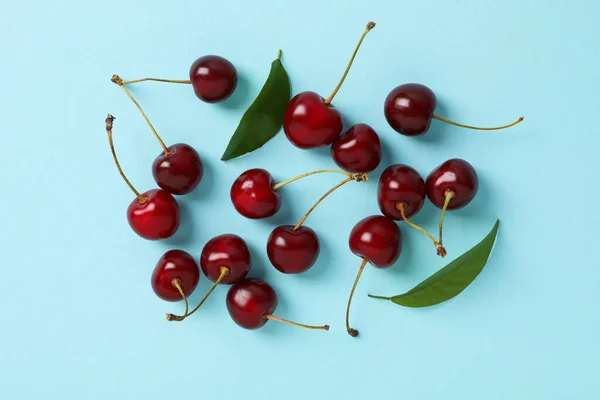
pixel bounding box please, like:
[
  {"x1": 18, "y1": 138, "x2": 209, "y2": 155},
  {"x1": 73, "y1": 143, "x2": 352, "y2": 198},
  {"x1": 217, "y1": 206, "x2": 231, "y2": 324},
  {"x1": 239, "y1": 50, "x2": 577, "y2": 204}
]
[
  {"x1": 226, "y1": 278, "x2": 277, "y2": 330},
  {"x1": 283, "y1": 91, "x2": 343, "y2": 149},
  {"x1": 200, "y1": 234, "x2": 251, "y2": 284},
  {"x1": 152, "y1": 143, "x2": 203, "y2": 195},
  {"x1": 384, "y1": 83, "x2": 436, "y2": 136},
  {"x1": 230, "y1": 169, "x2": 282, "y2": 219},
  {"x1": 127, "y1": 189, "x2": 180, "y2": 240},
  {"x1": 330, "y1": 123, "x2": 382, "y2": 173},
  {"x1": 151, "y1": 250, "x2": 200, "y2": 301},
  {"x1": 377, "y1": 164, "x2": 426, "y2": 220},
  {"x1": 267, "y1": 225, "x2": 320, "y2": 274},
  {"x1": 189, "y1": 55, "x2": 237, "y2": 103},
  {"x1": 349, "y1": 215, "x2": 402, "y2": 268},
  {"x1": 426, "y1": 159, "x2": 479, "y2": 210}
]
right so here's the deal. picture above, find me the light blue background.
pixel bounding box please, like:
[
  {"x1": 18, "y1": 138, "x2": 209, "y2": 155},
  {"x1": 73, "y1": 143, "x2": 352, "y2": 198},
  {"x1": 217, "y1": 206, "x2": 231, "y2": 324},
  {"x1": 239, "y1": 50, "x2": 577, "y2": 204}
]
[{"x1": 1, "y1": 0, "x2": 598, "y2": 398}]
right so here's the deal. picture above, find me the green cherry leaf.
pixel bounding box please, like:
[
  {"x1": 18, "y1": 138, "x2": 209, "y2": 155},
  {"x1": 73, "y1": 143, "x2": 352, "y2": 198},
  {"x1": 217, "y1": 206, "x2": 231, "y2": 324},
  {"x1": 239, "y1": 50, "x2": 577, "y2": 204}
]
[
  {"x1": 221, "y1": 50, "x2": 291, "y2": 161},
  {"x1": 369, "y1": 219, "x2": 500, "y2": 308}
]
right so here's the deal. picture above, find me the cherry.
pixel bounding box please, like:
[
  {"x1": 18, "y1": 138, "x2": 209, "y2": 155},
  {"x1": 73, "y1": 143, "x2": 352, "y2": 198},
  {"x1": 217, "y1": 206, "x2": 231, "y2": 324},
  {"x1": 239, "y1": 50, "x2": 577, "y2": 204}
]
[
  {"x1": 346, "y1": 215, "x2": 401, "y2": 337},
  {"x1": 330, "y1": 123, "x2": 382, "y2": 173},
  {"x1": 267, "y1": 226, "x2": 319, "y2": 274},
  {"x1": 105, "y1": 115, "x2": 180, "y2": 240},
  {"x1": 201, "y1": 234, "x2": 251, "y2": 284},
  {"x1": 384, "y1": 83, "x2": 523, "y2": 136},
  {"x1": 283, "y1": 22, "x2": 375, "y2": 149},
  {"x1": 111, "y1": 75, "x2": 203, "y2": 195},
  {"x1": 231, "y1": 168, "x2": 367, "y2": 220},
  {"x1": 230, "y1": 169, "x2": 281, "y2": 219},
  {"x1": 151, "y1": 249, "x2": 200, "y2": 302},
  {"x1": 226, "y1": 278, "x2": 329, "y2": 331},
  {"x1": 426, "y1": 159, "x2": 479, "y2": 254},
  {"x1": 152, "y1": 143, "x2": 203, "y2": 195},
  {"x1": 189, "y1": 55, "x2": 238, "y2": 103}
]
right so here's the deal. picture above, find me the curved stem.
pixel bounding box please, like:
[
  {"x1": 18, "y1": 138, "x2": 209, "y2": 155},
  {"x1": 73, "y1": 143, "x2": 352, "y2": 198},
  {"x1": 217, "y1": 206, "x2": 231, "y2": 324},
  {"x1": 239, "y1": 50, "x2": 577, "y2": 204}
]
[
  {"x1": 346, "y1": 257, "x2": 368, "y2": 337},
  {"x1": 432, "y1": 114, "x2": 524, "y2": 131},
  {"x1": 105, "y1": 114, "x2": 146, "y2": 203},
  {"x1": 111, "y1": 74, "x2": 170, "y2": 156},
  {"x1": 324, "y1": 21, "x2": 376, "y2": 105},
  {"x1": 121, "y1": 77, "x2": 191, "y2": 85},
  {"x1": 397, "y1": 202, "x2": 446, "y2": 258},
  {"x1": 166, "y1": 267, "x2": 229, "y2": 322},
  {"x1": 272, "y1": 169, "x2": 351, "y2": 191},
  {"x1": 293, "y1": 177, "x2": 353, "y2": 230},
  {"x1": 263, "y1": 314, "x2": 329, "y2": 331},
  {"x1": 367, "y1": 294, "x2": 391, "y2": 300},
  {"x1": 437, "y1": 190, "x2": 455, "y2": 251},
  {"x1": 166, "y1": 279, "x2": 188, "y2": 321}
]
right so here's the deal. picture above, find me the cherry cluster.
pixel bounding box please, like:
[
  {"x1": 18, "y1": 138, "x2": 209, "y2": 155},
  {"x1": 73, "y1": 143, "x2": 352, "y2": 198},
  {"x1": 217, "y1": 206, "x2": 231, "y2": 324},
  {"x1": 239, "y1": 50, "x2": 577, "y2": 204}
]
[{"x1": 106, "y1": 22, "x2": 522, "y2": 337}]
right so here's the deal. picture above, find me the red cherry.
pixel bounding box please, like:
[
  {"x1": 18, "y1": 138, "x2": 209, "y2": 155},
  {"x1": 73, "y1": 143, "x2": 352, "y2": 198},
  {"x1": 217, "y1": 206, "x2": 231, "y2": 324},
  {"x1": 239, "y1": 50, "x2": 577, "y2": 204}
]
[
  {"x1": 384, "y1": 83, "x2": 436, "y2": 136},
  {"x1": 105, "y1": 115, "x2": 180, "y2": 240},
  {"x1": 346, "y1": 215, "x2": 401, "y2": 337},
  {"x1": 189, "y1": 55, "x2": 237, "y2": 103},
  {"x1": 230, "y1": 169, "x2": 281, "y2": 219},
  {"x1": 384, "y1": 83, "x2": 524, "y2": 136},
  {"x1": 283, "y1": 22, "x2": 376, "y2": 150},
  {"x1": 283, "y1": 91, "x2": 343, "y2": 149},
  {"x1": 226, "y1": 278, "x2": 329, "y2": 331},
  {"x1": 201, "y1": 234, "x2": 251, "y2": 284},
  {"x1": 377, "y1": 164, "x2": 425, "y2": 220},
  {"x1": 151, "y1": 250, "x2": 200, "y2": 302},
  {"x1": 127, "y1": 189, "x2": 180, "y2": 240},
  {"x1": 152, "y1": 143, "x2": 203, "y2": 195},
  {"x1": 267, "y1": 225, "x2": 320, "y2": 274},
  {"x1": 330, "y1": 123, "x2": 382, "y2": 173},
  {"x1": 426, "y1": 158, "x2": 479, "y2": 210}
]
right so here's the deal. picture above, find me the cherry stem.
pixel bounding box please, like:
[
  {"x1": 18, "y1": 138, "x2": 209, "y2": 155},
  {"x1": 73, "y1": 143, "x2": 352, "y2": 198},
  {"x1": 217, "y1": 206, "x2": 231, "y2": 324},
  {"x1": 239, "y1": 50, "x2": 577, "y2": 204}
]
[
  {"x1": 105, "y1": 114, "x2": 147, "y2": 204},
  {"x1": 166, "y1": 267, "x2": 229, "y2": 322},
  {"x1": 166, "y1": 279, "x2": 189, "y2": 321},
  {"x1": 111, "y1": 74, "x2": 170, "y2": 156},
  {"x1": 346, "y1": 257, "x2": 368, "y2": 337},
  {"x1": 397, "y1": 202, "x2": 446, "y2": 258},
  {"x1": 263, "y1": 314, "x2": 329, "y2": 331},
  {"x1": 324, "y1": 21, "x2": 376, "y2": 105},
  {"x1": 120, "y1": 77, "x2": 191, "y2": 85},
  {"x1": 272, "y1": 169, "x2": 352, "y2": 191},
  {"x1": 432, "y1": 114, "x2": 524, "y2": 131},
  {"x1": 437, "y1": 190, "x2": 455, "y2": 251},
  {"x1": 293, "y1": 173, "x2": 367, "y2": 231}
]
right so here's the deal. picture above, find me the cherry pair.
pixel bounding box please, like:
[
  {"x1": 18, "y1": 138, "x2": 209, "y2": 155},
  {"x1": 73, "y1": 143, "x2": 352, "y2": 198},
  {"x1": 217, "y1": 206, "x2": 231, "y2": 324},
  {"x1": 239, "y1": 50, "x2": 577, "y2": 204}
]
[
  {"x1": 378, "y1": 159, "x2": 479, "y2": 257},
  {"x1": 152, "y1": 234, "x2": 328, "y2": 331},
  {"x1": 384, "y1": 83, "x2": 524, "y2": 136}
]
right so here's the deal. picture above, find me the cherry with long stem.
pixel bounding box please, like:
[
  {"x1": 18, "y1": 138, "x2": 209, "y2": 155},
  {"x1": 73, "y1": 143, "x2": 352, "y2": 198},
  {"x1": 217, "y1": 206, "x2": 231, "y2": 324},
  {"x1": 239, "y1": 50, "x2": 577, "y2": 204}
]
[
  {"x1": 397, "y1": 202, "x2": 446, "y2": 257},
  {"x1": 263, "y1": 315, "x2": 329, "y2": 331},
  {"x1": 167, "y1": 266, "x2": 229, "y2": 321},
  {"x1": 105, "y1": 114, "x2": 147, "y2": 204},
  {"x1": 324, "y1": 21, "x2": 376, "y2": 105},
  {"x1": 432, "y1": 115, "x2": 524, "y2": 131},
  {"x1": 346, "y1": 258, "x2": 368, "y2": 337}
]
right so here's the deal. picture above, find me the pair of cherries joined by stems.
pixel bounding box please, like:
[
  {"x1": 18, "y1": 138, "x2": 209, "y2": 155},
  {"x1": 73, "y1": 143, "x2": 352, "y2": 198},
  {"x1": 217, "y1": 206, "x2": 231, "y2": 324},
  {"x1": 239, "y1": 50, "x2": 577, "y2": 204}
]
[{"x1": 151, "y1": 235, "x2": 329, "y2": 331}]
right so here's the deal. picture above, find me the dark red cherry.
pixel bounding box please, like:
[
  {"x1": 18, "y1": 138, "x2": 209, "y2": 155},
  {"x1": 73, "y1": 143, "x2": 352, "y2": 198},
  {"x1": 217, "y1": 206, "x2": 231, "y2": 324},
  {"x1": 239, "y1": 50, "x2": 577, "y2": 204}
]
[
  {"x1": 330, "y1": 123, "x2": 382, "y2": 173},
  {"x1": 283, "y1": 91, "x2": 343, "y2": 149},
  {"x1": 152, "y1": 143, "x2": 203, "y2": 195},
  {"x1": 267, "y1": 225, "x2": 320, "y2": 274},
  {"x1": 426, "y1": 159, "x2": 479, "y2": 210},
  {"x1": 377, "y1": 164, "x2": 426, "y2": 220},
  {"x1": 200, "y1": 234, "x2": 251, "y2": 284},
  {"x1": 189, "y1": 55, "x2": 237, "y2": 103},
  {"x1": 349, "y1": 215, "x2": 402, "y2": 268},
  {"x1": 230, "y1": 169, "x2": 282, "y2": 219},
  {"x1": 384, "y1": 83, "x2": 436, "y2": 136},
  {"x1": 127, "y1": 189, "x2": 180, "y2": 240},
  {"x1": 226, "y1": 278, "x2": 277, "y2": 330},
  {"x1": 151, "y1": 250, "x2": 200, "y2": 301}
]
